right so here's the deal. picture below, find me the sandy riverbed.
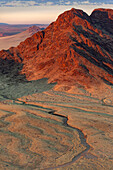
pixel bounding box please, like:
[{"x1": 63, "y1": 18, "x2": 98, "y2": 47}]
[{"x1": 0, "y1": 80, "x2": 113, "y2": 169}]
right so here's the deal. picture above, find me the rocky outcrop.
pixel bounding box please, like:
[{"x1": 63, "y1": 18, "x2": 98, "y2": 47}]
[
  {"x1": 90, "y1": 8, "x2": 113, "y2": 34},
  {"x1": 0, "y1": 8, "x2": 113, "y2": 88}
]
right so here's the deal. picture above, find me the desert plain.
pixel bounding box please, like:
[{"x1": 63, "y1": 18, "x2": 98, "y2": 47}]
[{"x1": 0, "y1": 78, "x2": 113, "y2": 169}]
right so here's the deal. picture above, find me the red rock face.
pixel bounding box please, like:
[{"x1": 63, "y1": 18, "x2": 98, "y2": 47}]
[
  {"x1": 90, "y1": 8, "x2": 113, "y2": 34},
  {"x1": 0, "y1": 8, "x2": 113, "y2": 87}
]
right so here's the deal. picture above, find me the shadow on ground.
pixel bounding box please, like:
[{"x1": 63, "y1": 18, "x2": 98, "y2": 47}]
[{"x1": 0, "y1": 58, "x2": 56, "y2": 101}]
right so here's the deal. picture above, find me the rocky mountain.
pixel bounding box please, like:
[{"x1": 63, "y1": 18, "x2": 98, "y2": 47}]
[
  {"x1": 90, "y1": 8, "x2": 113, "y2": 34},
  {"x1": 0, "y1": 24, "x2": 47, "y2": 37},
  {"x1": 0, "y1": 8, "x2": 113, "y2": 92},
  {"x1": 0, "y1": 25, "x2": 41, "y2": 50}
]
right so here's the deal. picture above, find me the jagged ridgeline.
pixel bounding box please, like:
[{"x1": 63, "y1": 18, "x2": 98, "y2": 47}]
[{"x1": 0, "y1": 8, "x2": 113, "y2": 92}]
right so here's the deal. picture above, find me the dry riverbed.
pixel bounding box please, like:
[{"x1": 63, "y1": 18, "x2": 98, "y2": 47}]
[{"x1": 0, "y1": 84, "x2": 113, "y2": 169}]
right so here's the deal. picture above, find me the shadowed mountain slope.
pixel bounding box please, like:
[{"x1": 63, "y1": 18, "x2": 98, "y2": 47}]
[
  {"x1": 0, "y1": 8, "x2": 113, "y2": 90},
  {"x1": 90, "y1": 8, "x2": 113, "y2": 34}
]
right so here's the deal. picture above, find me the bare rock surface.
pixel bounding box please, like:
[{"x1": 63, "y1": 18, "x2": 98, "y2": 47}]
[{"x1": 0, "y1": 8, "x2": 113, "y2": 92}]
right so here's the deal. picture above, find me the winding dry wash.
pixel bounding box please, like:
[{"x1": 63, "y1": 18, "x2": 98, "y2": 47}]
[
  {"x1": 0, "y1": 88, "x2": 113, "y2": 169},
  {"x1": 0, "y1": 8, "x2": 113, "y2": 169}
]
